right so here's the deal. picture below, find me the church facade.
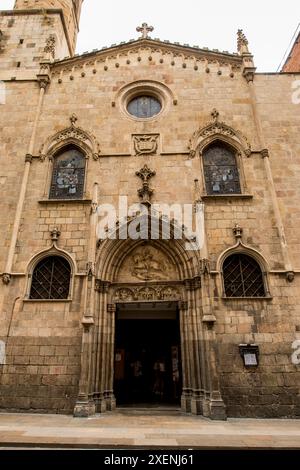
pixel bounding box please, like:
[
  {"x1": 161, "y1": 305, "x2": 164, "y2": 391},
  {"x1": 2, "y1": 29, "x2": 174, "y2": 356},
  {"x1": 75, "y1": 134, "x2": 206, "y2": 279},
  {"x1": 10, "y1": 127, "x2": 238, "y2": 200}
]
[{"x1": 0, "y1": 0, "x2": 299, "y2": 419}]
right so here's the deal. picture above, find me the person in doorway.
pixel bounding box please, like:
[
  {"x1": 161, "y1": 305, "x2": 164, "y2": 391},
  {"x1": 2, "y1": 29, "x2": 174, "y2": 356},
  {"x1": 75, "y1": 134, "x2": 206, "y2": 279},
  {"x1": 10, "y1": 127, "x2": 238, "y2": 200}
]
[
  {"x1": 152, "y1": 357, "x2": 166, "y2": 400},
  {"x1": 130, "y1": 357, "x2": 143, "y2": 401}
]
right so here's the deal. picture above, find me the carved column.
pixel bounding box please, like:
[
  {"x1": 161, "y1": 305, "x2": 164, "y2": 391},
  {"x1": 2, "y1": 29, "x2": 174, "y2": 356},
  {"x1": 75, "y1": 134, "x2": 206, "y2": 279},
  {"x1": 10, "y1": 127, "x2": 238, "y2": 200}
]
[
  {"x1": 94, "y1": 281, "x2": 110, "y2": 413},
  {"x1": 190, "y1": 285, "x2": 204, "y2": 415},
  {"x1": 2, "y1": 81, "x2": 47, "y2": 285},
  {"x1": 74, "y1": 184, "x2": 98, "y2": 417},
  {"x1": 200, "y1": 271, "x2": 226, "y2": 420},
  {"x1": 179, "y1": 299, "x2": 192, "y2": 412},
  {"x1": 106, "y1": 303, "x2": 116, "y2": 411},
  {"x1": 73, "y1": 316, "x2": 95, "y2": 417}
]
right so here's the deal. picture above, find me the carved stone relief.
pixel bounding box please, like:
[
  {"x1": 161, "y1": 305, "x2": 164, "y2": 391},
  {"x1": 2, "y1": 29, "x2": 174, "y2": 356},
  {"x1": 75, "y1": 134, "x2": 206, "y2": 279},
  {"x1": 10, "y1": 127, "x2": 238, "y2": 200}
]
[
  {"x1": 113, "y1": 285, "x2": 182, "y2": 302},
  {"x1": 117, "y1": 245, "x2": 178, "y2": 282},
  {"x1": 133, "y1": 134, "x2": 159, "y2": 156}
]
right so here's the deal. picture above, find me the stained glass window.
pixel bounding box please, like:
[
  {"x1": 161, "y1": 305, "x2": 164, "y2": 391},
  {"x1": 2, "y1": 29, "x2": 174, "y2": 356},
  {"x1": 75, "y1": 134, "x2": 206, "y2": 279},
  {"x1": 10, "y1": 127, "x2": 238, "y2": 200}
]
[
  {"x1": 127, "y1": 95, "x2": 161, "y2": 118},
  {"x1": 223, "y1": 254, "x2": 265, "y2": 298},
  {"x1": 30, "y1": 256, "x2": 71, "y2": 300},
  {"x1": 49, "y1": 147, "x2": 85, "y2": 199},
  {"x1": 203, "y1": 143, "x2": 241, "y2": 195}
]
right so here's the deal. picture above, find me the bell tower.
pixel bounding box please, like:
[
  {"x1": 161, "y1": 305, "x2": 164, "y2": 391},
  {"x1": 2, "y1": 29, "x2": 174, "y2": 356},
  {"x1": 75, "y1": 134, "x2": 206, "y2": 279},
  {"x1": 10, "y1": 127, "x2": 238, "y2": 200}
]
[{"x1": 13, "y1": 0, "x2": 84, "y2": 56}]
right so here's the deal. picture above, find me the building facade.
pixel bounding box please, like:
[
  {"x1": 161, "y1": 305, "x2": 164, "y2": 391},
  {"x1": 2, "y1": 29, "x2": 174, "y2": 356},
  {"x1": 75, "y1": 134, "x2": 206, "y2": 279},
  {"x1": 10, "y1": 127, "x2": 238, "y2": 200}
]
[
  {"x1": 282, "y1": 25, "x2": 300, "y2": 72},
  {"x1": 0, "y1": 1, "x2": 299, "y2": 419}
]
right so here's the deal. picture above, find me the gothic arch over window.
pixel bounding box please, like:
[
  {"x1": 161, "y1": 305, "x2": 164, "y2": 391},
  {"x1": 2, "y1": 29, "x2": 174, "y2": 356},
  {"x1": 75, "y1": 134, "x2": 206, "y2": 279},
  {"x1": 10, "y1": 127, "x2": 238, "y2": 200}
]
[
  {"x1": 223, "y1": 253, "x2": 266, "y2": 298},
  {"x1": 30, "y1": 256, "x2": 71, "y2": 300},
  {"x1": 49, "y1": 146, "x2": 85, "y2": 200},
  {"x1": 203, "y1": 142, "x2": 241, "y2": 195}
]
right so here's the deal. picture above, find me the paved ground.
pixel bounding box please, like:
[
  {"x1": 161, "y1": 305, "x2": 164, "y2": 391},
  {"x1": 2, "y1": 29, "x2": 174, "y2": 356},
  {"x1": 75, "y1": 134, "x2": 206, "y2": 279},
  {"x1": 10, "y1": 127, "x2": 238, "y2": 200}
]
[{"x1": 0, "y1": 408, "x2": 299, "y2": 449}]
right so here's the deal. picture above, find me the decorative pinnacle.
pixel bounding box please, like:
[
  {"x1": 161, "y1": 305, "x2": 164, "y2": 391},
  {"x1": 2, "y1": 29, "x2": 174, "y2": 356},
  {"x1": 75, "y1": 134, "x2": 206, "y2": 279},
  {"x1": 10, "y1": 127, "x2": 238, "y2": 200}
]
[
  {"x1": 211, "y1": 108, "x2": 219, "y2": 123},
  {"x1": 136, "y1": 22, "x2": 154, "y2": 39},
  {"x1": 50, "y1": 227, "x2": 61, "y2": 242},
  {"x1": 237, "y1": 29, "x2": 249, "y2": 54},
  {"x1": 70, "y1": 113, "x2": 78, "y2": 127},
  {"x1": 233, "y1": 223, "x2": 243, "y2": 240}
]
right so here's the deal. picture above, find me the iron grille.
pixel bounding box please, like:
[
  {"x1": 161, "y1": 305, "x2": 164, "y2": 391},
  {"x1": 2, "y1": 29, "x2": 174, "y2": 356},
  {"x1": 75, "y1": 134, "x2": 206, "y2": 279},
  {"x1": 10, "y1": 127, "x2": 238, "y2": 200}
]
[
  {"x1": 203, "y1": 144, "x2": 241, "y2": 195},
  {"x1": 223, "y1": 254, "x2": 265, "y2": 298},
  {"x1": 49, "y1": 148, "x2": 85, "y2": 200},
  {"x1": 30, "y1": 256, "x2": 71, "y2": 300}
]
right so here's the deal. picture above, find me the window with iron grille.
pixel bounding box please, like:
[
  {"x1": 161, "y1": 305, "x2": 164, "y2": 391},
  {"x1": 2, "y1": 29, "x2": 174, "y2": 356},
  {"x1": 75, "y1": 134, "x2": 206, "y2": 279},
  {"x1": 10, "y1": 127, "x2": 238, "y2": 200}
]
[
  {"x1": 30, "y1": 256, "x2": 71, "y2": 300},
  {"x1": 49, "y1": 147, "x2": 85, "y2": 200},
  {"x1": 203, "y1": 143, "x2": 241, "y2": 195},
  {"x1": 223, "y1": 254, "x2": 265, "y2": 298}
]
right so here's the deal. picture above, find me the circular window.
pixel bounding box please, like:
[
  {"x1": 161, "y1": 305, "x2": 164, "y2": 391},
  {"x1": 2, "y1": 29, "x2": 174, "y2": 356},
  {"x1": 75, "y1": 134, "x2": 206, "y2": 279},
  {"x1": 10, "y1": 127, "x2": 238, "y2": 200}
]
[{"x1": 127, "y1": 95, "x2": 162, "y2": 119}]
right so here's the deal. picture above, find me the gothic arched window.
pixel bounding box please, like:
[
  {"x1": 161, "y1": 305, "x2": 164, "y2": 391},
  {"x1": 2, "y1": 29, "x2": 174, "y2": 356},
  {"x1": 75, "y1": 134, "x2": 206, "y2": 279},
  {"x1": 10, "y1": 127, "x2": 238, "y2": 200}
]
[
  {"x1": 30, "y1": 256, "x2": 71, "y2": 300},
  {"x1": 223, "y1": 254, "x2": 265, "y2": 298},
  {"x1": 203, "y1": 143, "x2": 241, "y2": 195},
  {"x1": 49, "y1": 147, "x2": 85, "y2": 199}
]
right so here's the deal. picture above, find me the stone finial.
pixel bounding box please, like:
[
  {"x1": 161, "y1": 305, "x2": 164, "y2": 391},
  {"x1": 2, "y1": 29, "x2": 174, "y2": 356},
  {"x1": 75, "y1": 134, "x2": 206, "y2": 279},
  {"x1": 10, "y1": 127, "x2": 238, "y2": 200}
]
[
  {"x1": 50, "y1": 227, "x2": 61, "y2": 242},
  {"x1": 136, "y1": 164, "x2": 156, "y2": 206},
  {"x1": 233, "y1": 223, "x2": 243, "y2": 240},
  {"x1": 211, "y1": 108, "x2": 219, "y2": 123},
  {"x1": 136, "y1": 22, "x2": 154, "y2": 39},
  {"x1": 237, "y1": 29, "x2": 249, "y2": 54},
  {"x1": 70, "y1": 113, "x2": 78, "y2": 127}
]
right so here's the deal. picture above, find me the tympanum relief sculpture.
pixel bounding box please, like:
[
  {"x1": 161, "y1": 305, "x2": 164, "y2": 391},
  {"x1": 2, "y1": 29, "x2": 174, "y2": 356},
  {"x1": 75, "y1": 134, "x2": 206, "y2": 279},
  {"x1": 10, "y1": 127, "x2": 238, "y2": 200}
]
[{"x1": 117, "y1": 245, "x2": 178, "y2": 282}]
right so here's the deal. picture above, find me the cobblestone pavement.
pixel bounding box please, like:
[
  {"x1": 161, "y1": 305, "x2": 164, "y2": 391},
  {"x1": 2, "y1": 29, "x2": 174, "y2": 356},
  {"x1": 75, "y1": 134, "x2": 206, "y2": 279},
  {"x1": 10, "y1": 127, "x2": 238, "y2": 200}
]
[{"x1": 0, "y1": 408, "x2": 299, "y2": 449}]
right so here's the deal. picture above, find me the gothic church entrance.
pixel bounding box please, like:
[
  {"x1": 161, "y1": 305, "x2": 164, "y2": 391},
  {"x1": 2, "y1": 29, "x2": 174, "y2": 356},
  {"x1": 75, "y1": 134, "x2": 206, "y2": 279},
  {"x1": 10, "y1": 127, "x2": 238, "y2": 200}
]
[
  {"x1": 74, "y1": 232, "x2": 226, "y2": 420},
  {"x1": 114, "y1": 302, "x2": 182, "y2": 406}
]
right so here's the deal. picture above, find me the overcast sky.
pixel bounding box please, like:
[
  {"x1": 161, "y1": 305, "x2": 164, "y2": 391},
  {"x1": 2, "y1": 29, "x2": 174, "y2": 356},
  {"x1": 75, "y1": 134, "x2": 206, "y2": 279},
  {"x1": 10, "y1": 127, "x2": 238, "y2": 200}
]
[{"x1": 2, "y1": 0, "x2": 300, "y2": 72}]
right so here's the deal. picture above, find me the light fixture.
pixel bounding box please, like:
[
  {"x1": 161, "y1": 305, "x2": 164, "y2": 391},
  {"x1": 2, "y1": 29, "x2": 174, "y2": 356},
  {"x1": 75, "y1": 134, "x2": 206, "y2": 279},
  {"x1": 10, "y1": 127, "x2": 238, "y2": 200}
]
[{"x1": 239, "y1": 344, "x2": 259, "y2": 367}]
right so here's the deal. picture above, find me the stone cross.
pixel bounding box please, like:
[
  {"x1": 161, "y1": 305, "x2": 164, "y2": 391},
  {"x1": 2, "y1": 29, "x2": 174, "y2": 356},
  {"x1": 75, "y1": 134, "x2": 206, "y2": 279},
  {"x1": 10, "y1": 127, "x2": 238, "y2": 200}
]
[{"x1": 136, "y1": 23, "x2": 154, "y2": 39}]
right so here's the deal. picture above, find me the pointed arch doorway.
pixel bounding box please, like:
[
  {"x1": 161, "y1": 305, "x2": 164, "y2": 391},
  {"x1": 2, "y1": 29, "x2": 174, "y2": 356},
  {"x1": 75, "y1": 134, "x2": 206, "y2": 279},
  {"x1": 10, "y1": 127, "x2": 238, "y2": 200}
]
[
  {"x1": 114, "y1": 300, "x2": 182, "y2": 407},
  {"x1": 74, "y1": 230, "x2": 227, "y2": 420}
]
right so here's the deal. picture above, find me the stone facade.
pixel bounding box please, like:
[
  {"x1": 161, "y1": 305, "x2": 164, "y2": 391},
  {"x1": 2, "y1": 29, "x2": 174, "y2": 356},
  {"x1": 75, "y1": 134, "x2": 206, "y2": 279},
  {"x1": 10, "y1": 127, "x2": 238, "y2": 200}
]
[{"x1": 0, "y1": 1, "x2": 299, "y2": 418}]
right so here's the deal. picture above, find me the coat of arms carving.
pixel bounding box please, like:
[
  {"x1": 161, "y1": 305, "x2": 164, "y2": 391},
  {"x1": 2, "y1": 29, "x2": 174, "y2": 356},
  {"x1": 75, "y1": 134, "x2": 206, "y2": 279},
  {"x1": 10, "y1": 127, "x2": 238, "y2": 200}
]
[{"x1": 133, "y1": 134, "x2": 159, "y2": 156}]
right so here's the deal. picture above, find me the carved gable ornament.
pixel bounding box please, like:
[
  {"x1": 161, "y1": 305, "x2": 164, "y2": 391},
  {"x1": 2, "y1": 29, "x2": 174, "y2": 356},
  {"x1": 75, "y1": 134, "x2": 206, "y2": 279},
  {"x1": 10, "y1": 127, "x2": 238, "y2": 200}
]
[
  {"x1": 133, "y1": 134, "x2": 159, "y2": 156},
  {"x1": 39, "y1": 114, "x2": 101, "y2": 161},
  {"x1": 188, "y1": 109, "x2": 252, "y2": 158}
]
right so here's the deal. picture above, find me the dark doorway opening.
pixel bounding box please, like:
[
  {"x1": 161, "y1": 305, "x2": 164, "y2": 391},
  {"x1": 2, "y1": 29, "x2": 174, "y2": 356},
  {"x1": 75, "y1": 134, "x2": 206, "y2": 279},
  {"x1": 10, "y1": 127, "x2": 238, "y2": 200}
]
[{"x1": 114, "y1": 302, "x2": 182, "y2": 406}]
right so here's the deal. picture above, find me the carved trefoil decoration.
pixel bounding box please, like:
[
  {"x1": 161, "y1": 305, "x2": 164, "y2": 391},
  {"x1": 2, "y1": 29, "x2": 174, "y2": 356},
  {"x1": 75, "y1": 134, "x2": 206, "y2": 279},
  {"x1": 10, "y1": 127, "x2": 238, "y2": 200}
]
[
  {"x1": 136, "y1": 164, "x2": 156, "y2": 205},
  {"x1": 133, "y1": 134, "x2": 159, "y2": 156}
]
